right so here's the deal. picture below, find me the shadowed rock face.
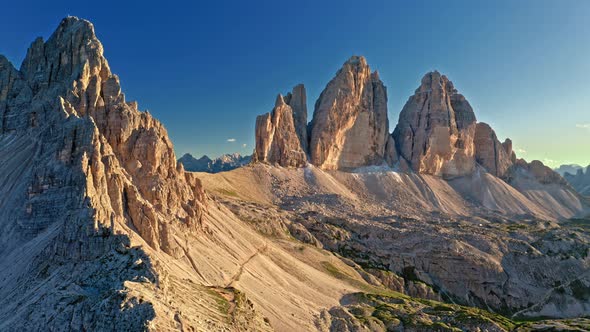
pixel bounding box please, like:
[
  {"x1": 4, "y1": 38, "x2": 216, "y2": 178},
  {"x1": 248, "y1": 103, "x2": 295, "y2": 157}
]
[
  {"x1": 253, "y1": 89, "x2": 308, "y2": 167},
  {"x1": 474, "y1": 122, "x2": 515, "y2": 178},
  {"x1": 309, "y1": 56, "x2": 391, "y2": 170},
  {"x1": 283, "y1": 84, "x2": 308, "y2": 152},
  {"x1": 393, "y1": 71, "x2": 477, "y2": 178}
]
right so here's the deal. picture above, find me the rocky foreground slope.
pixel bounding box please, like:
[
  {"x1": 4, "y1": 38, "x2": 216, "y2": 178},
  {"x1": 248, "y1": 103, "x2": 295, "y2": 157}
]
[{"x1": 1, "y1": 16, "x2": 589, "y2": 332}]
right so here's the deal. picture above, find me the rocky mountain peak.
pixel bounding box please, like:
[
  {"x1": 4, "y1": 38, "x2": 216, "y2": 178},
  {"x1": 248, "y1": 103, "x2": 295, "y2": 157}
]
[
  {"x1": 309, "y1": 56, "x2": 390, "y2": 169},
  {"x1": 0, "y1": 17, "x2": 206, "y2": 259},
  {"x1": 393, "y1": 71, "x2": 477, "y2": 178},
  {"x1": 417, "y1": 71, "x2": 456, "y2": 94},
  {"x1": 371, "y1": 70, "x2": 381, "y2": 81},
  {"x1": 275, "y1": 93, "x2": 286, "y2": 107},
  {"x1": 253, "y1": 85, "x2": 308, "y2": 167},
  {"x1": 473, "y1": 122, "x2": 515, "y2": 178},
  {"x1": 282, "y1": 83, "x2": 308, "y2": 151},
  {"x1": 21, "y1": 17, "x2": 109, "y2": 92},
  {"x1": 344, "y1": 55, "x2": 368, "y2": 67}
]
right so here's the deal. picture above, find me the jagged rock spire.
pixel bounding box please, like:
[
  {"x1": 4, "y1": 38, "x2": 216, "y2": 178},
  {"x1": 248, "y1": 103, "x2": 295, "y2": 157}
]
[
  {"x1": 474, "y1": 123, "x2": 515, "y2": 178},
  {"x1": 309, "y1": 56, "x2": 391, "y2": 170},
  {"x1": 0, "y1": 16, "x2": 205, "y2": 258},
  {"x1": 253, "y1": 86, "x2": 308, "y2": 167},
  {"x1": 283, "y1": 84, "x2": 308, "y2": 152},
  {"x1": 393, "y1": 71, "x2": 477, "y2": 178}
]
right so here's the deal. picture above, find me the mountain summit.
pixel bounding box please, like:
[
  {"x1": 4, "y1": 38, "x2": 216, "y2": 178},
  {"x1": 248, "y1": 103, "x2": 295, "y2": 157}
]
[
  {"x1": 309, "y1": 56, "x2": 391, "y2": 169},
  {"x1": 393, "y1": 71, "x2": 477, "y2": 177}
]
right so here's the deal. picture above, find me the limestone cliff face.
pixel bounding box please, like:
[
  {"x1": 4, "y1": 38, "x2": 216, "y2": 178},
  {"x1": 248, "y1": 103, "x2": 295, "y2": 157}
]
[
  {"x1": 284, "y1": 84, "x2": 308, "y2": 152},
  {"x1": 393, "y1": 71, "x2": 477, "y2": 178},
  {"x1": 474, "y1": 122, "x2": 514, "y2": 178},
  {"x1": 309, "y1": 56, "x2": 390, "y2": 170},
  {"x1": 0, "y1": 16, "x2": 205, "y2": 260},
  {"x1": 0, "y1": 17, "x2": 217, "y2": 330},
  {"x1": 253, "y1": 87, "x2": 308, "y2": 167}
]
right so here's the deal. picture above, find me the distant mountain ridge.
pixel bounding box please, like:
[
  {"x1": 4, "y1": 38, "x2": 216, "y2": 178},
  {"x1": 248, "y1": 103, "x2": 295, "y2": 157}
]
[
  {"x1": 179, "y1": 152, "x2": 251, "y2": 173},
  {"x1": 554, "y1": 164, "x2": 584, "y2": 176},
  {"x1": 563, "y1": 165, "x2": 590, "y2": 196}
]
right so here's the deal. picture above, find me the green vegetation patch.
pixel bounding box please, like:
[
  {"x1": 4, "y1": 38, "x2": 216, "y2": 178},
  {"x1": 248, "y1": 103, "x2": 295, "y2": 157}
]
[
  {"x1": 345, "y1": 292, "x2": 517, "y2": 332},
  {"x1": 215, "y1": 188, "x2": 239, "y2": 197},
  {"x1": 321, "y1": 261, "x2": 350, "y2": 280}
]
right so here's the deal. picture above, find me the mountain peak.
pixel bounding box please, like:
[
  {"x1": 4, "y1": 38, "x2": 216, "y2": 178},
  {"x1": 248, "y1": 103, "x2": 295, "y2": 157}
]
[
  {"x1": 344, "y1": 55, "x2": 368, "y2": 66},
  {"x1": 339, "y1": 55, "x2": 370, "y2": 77},
  {"x1": 254, "y1": 84, "x2": 308, "y2": 167},
  {"x1": 309, "y1": 56, "x2": 390, "y2": 170},
  {"x1": 275, "y1": 93, "x2": 286, "y2": 107},
  {"x1": 58, "y1": 16, "x2": 95, "y2": 34},
  {"x1": 19, "y1": 16, "x2": 109, "y2": 93},
  {"x1": 417, "y1": 70, "x2": 456, "y2": 94},
  {"x1": 394, "y1": 71, "x2": 476, "y2": 177}
]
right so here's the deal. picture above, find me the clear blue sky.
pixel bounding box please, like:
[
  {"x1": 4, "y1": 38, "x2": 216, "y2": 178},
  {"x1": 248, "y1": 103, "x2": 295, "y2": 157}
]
[{"x1": 1, "y1": 0, "x2": 589, "y2": 167}]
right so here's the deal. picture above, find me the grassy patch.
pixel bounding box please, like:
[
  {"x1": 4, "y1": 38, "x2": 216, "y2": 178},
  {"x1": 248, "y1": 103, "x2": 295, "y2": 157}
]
[
  {"x1": 215, "y1": 188, "x2": 239, "y2": 198},
  {"x1": 204, "y1": 288, "x2": 231, "y2": 317},
  {"x1": 321, "y1": 261, "x2": 350, "y2": 280}
]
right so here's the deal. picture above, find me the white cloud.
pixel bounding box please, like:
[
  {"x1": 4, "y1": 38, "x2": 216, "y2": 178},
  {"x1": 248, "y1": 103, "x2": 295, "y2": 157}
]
[
  {"x1": 576, "y1": 123, "x2": 590, "y2": 130},
  {"x1": 515, "y1": 147, "x2": 527, "y2": 154},
  {"x1": 242, "y1": 143, "x2": 247, "y2": 148},
  {"x1": 227, "y1": 138, "x2": 236, "y2": 142}
]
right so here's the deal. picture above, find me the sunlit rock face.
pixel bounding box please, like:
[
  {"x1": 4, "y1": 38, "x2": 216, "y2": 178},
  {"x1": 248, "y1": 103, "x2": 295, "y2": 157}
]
[
  {"x1": 474, "y1": 122, "x2": 515, "y2": 178},
  {"x1": 253, "y1": 87, "x2": 308, "y2": 167},
  {"x1": 393, "y1": 71, "x2": 477, "y2": 178},
  {"x1": 309, "y1": 56, "x2": 390, "y2": 170},
  {"x1": 0, "y1": 16, "x2": 214, "y2": 330},
  {"x1": 0, "y1": 16, "x2": 207, "y2": 261}
]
